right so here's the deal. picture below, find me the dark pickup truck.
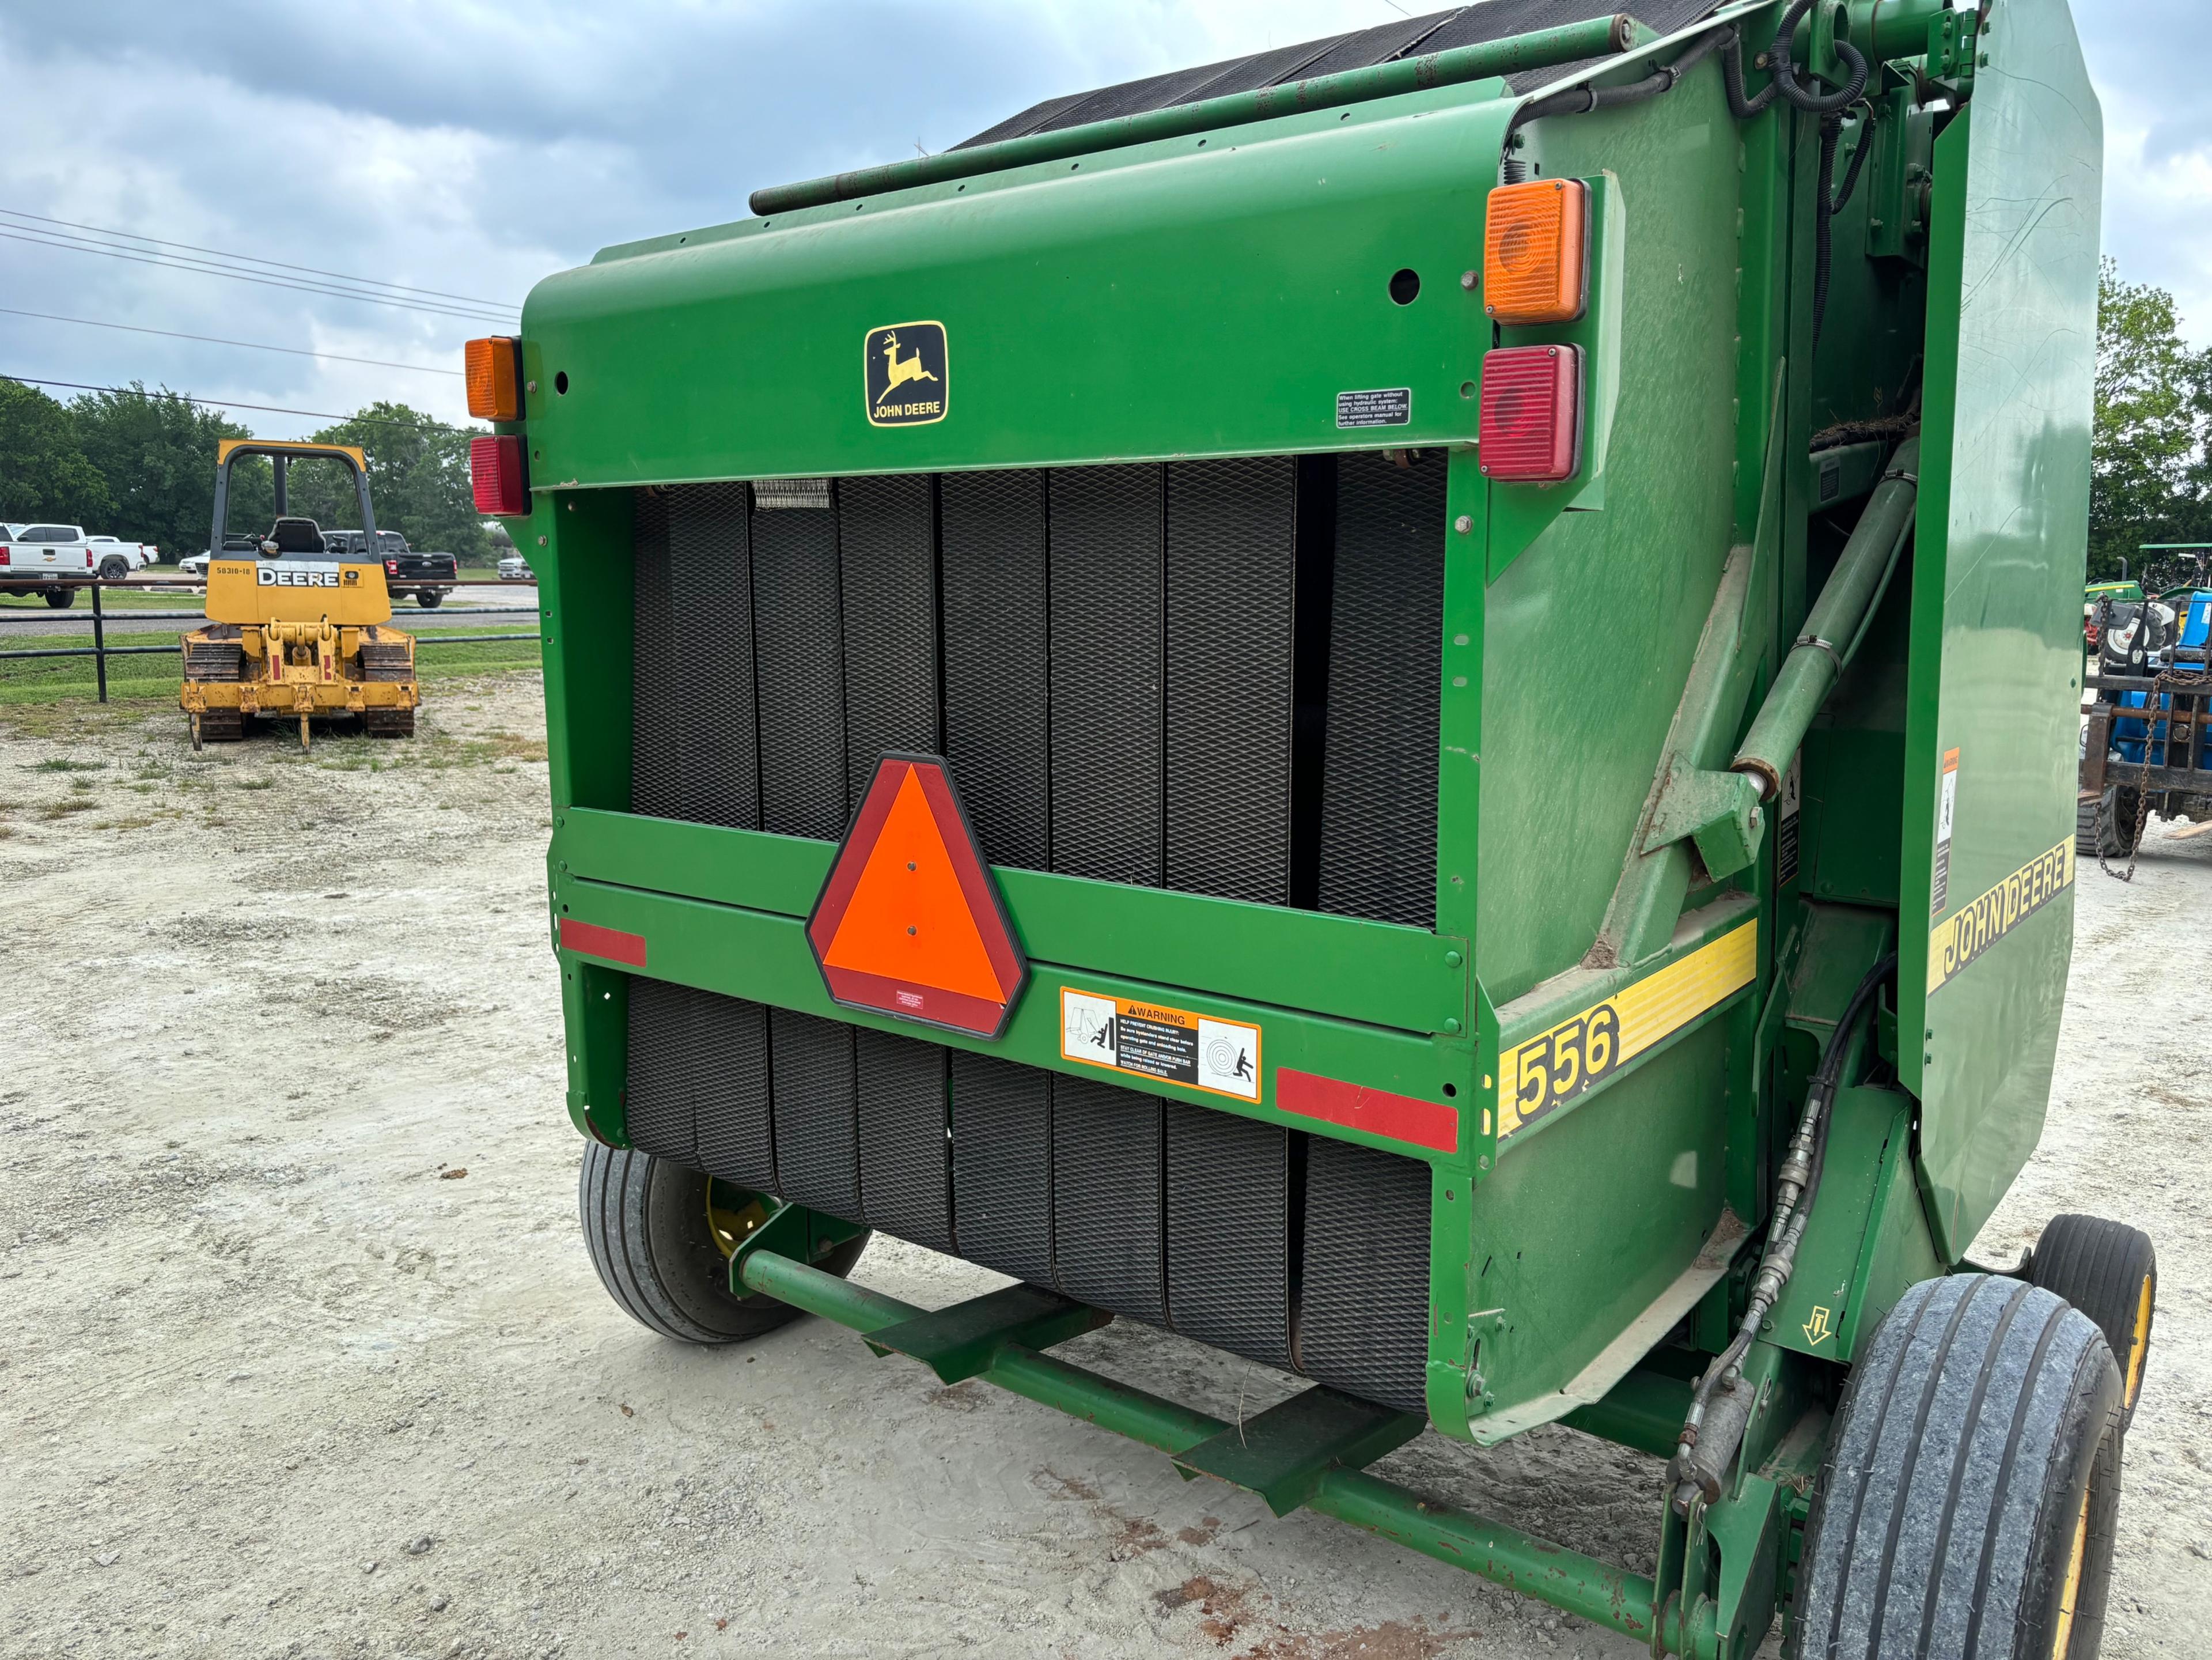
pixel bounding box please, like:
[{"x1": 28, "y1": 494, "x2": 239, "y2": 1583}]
[{"x1": 322, "y1": 528, "x2": 457, "y2": 607}]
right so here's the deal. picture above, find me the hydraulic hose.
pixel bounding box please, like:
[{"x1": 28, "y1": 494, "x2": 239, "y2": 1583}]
[
  {"x1": 1501, "y1": 25, "x2": 1731, "y2": 181},
  {"x1": 1667, "y1": 951, "x2": 1897, "y2": 1511}
]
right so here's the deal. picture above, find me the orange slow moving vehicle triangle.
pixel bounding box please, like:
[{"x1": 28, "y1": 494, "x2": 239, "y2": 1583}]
[{"x1": 806, "y1": 754, "x2": 1028, "y2": 1038}]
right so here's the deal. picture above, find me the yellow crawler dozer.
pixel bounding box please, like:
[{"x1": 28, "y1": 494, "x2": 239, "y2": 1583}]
[{"x1": 180, "y1": 439, "x2": 421, "y2": 750}]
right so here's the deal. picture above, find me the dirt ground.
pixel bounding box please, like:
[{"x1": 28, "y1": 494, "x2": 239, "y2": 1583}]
[{"x1": 1, "y1": 677, "x2": 2205, "y2": 1660}]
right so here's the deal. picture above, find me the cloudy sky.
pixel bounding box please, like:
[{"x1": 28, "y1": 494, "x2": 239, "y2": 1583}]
[{"x1": 1, "y1": 0, "x2": 2201, "y2": 439}]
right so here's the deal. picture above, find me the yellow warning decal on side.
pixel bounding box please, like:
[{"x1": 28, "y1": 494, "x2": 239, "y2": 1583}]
[
  {"x1": 1498, "y1": 920, "x2": 1758, "y2": 1139},
  {"x1": 1927, "y1": 838, "x2": 2074, "y2": 993}
]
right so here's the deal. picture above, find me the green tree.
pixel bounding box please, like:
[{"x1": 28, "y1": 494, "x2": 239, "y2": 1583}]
[
  {"x1": 0, "y1": 379, "x2": 113, "y2": 527},
  {"x1": 68, "y1": 383, "x2": 252, "y2": 560},
  {"x1": 2090, "y1": 258, "x2": 2212, "y2": 583},
  {"x1": 293, "y1": 403, "x2": 494, "y2": 564}
]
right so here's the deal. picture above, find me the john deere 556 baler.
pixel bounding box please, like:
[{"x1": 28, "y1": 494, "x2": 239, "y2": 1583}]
[{"x1": 472, "y1": 1, "x2": 2152, "y2": 1652}]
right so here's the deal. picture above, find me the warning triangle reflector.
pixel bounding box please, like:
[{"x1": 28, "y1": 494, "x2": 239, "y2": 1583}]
[{"x1": 806, "y1": 753, "x2": 1028, "y2": 1039}]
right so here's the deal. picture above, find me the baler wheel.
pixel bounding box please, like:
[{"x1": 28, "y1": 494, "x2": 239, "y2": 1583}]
[
  {"x1": 1791, "y1": 1275, "x2": 2121, "y2": 1660},
  {"x1": 2029, "y1": 1213, "x2": 2156, "y2": 1431},
  {"x1": 578, "y1": 1143, "x2": 869, "y2": 1344}
]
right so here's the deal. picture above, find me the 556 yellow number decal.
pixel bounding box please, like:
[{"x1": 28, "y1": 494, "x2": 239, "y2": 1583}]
[{"x1": 1497, "y1": 921, "x2": 1758, "y2": 1139}]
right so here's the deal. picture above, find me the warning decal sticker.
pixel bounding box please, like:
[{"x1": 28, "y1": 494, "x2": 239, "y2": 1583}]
[
  {"x1": 1336, "y1": 387, "x2": 1411, "y2": 429},
  {"x1": 1931, "y1": 747, "x2": 1960, "y2": 914},
  {"x1": 863, "y1": 322, "x2": 948, "y2": 427},
  {"x1": 1926, "y1": 838, "x2": 2073, "y2": 993},
  {"x1": 1497, "y1": 920, "x2": 1758, "y2": 1139},
  {"x1": 1061, "y1": 989, "x2": 1260, "y2": 1102}
]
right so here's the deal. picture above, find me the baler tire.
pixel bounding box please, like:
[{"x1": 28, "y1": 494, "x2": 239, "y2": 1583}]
[
  {"x1": 1790, "y1": 1275, "x2": 2122, "y2": 1660},
  {"x1": 578, "y1": 1141, "x2": 869, "y2": 1345},
  {"x1": 2029, "y1": 1214, "x2": 2156, "y2": 1432}
]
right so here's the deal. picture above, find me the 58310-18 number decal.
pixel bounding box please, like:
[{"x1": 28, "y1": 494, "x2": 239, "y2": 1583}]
[{"x1": 1495, "y1": 920, "x2": 1758, "y2": 1139}]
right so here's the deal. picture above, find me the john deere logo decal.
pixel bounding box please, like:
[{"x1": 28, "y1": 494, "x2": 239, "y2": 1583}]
[{"x1": 865, "y1": 322, "x2": 948, "y2": 426}]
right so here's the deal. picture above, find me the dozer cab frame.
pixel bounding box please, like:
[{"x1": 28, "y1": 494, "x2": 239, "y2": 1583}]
[{"x1": 180, "y1": 438, "x2": 420, "y2": 750}]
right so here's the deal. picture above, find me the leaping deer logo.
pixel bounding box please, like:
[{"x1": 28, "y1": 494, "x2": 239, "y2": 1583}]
[{"x1": 880, "y1": 330, "x2": 939, "y2": 394}]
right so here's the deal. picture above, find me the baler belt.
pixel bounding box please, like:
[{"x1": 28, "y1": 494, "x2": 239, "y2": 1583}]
[
  {"x1": 631, "y1": 483, "x2": 760, "y2": 830},
  {"x1": 1048, "y1": 464, "x2": 1164, "y2": 886},
  {"x1": 1050, "y1": 1074, "x2": 1166, "y2": 1325},
  {"x1": 1165, "y1": 1102, "x2": 1293, "y2": 1369},
  {"x1": 940, "y1": 469, "x2": 1052, "y2": 871},
  {"x1": 1299, "y1": 1134, "x2": 1431, "y2": 1414},
  {"x1": 767, "y1": 1009, "x2": 861, "y2": 1218},
  {"x1": 838, "y1": 475, "x2": 940, "y2": 805},
  {"x1": 948, "y1": 1052, "x2": 1055, "y2": 1286},
  {"x1": 1316, "y1": 451, "x2": 1448, "y2": 928},
  {"x1": 855, "y1": 1027, "x2": 954, "y2": 1255},
  {"x1": 626, "y1": 977, "x2": 777, "y2": 1193},
  {"x1": 1165, "y1": 456, "x2": 1296, "y2": 905},
  {"x1": 751, "y1": 493, "x2": 848, "y2": 840}
]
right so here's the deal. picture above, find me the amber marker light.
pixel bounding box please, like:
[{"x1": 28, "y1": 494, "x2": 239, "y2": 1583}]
[
  {"x1": 1483, "y1": 177, "x2": 1589, "y2": 326},
  {"x1": 464, "y1": 336, "x2": 522, "y2": 421}
]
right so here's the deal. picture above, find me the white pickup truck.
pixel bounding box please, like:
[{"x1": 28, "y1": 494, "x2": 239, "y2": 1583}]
[
  {"x1": 86, "y1": 535, "x2": 158, "y2": 578},
  {"x1": 0, "y1": 522, "x2": 100, "y2": 607}
]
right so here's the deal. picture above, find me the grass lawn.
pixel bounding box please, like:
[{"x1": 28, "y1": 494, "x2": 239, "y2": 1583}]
[{"x1": 0, "y1": 627, "x2": 541, "y2": 705}]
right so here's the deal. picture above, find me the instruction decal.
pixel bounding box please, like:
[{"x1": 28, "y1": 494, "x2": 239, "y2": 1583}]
[
  {"x1": 1777, "y1": 750, "x2": 1802, "y2": 887},
  {"x1": 1061, "y1": 989, "x2": 1260, "y2": 1101},
  {"x1": 1926, "y1": 838, "x2": 2073, "y2": 993},
  {"x1": 864, "y1": 322, "x2": 948, "y2": 426},
  {"x1": 1931, "y1": 747, "x2": 1960, "y2": 913},
  {"x1": 1336, "y1": 387, "x2": 1411, "y2": 429},
  {"x1": 1497, "y1": 920, "x2": 1758, "y2": 1139}
]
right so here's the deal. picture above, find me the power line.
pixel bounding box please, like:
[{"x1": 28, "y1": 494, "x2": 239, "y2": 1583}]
[
  {"x1": 0, "y1": 308, "x2": 464, "y2": 377},
  {"x1": 0, "y1": 229, "x2": 517, "y2": 325},
  {"x1": 2, "y1": 373, "x2": 482, "y2": 434},
  {"x1": 0, "y1": 209, "x2": 518, "y2": 311}
]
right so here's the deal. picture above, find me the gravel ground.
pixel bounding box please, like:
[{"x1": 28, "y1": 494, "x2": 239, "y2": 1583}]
[{"x1": 0, "y1": 679, "x2": 2203, "y2": 1660}]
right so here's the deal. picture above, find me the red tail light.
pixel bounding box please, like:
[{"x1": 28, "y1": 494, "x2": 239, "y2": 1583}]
[
  {"x1": 385, "y1": 558, "x2": 400, "y2": 575},
  {"x1": 1478, "y1": 343, "x2": 1584, "y2": 484},
  {"x1": 0, "y1": 548, "x2": 10, "y2": 566},
  {"x1": 470, "y1": 434, "x2": 528, "y2": 516},
  {"x1": 85, "y1": 550, "x2": 94, "y2": 568}
]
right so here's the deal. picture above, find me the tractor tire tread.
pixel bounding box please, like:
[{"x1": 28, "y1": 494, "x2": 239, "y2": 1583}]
[{"x1": 2029, "y1": 1213, "x2": 2156, "y2": 1427}]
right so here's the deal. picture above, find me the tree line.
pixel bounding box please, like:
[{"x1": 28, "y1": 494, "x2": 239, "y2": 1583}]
[
  {"x1": 2093, "y1": 259, "x2": 2212, "y2": 587},
  {"x1": 0, "y1": 380, "x2": 500, "y2": 564}
]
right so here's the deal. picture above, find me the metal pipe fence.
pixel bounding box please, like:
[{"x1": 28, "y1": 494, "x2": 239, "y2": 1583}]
[{"x1": 0, "y1": 578, "x2": 541, "y2": 702}]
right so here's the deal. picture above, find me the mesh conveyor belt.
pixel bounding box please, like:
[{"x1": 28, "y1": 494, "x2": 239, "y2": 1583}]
[
  {"x1": 948, "y1": 1052, "x2": 1055, "y2": 1286},
  {"x1": 1049, "y1": 1073, "x2": 1166, "y2": 1325},
  {"x1": 768, "y1": 1009, "x2": 861, "y2": 1217},
  {"x1": 952, "y1": 1, "x2": 1704, "y2": 148},
  {"x1": 626, "y1": 978, "x2": 778, "y2": 1193},
  {"x1": 751, "y1": 497, "x2": 848, "y2": 841},
  {"x1": 837, "y1": 474, "x2": 941, "y2": 804},
  {"x1": 1165, "y1": 456, "x2": 1296, "y2": 906},
  {"x1": 1048, "y1": 464, "x2": 1164, "y2": 887},
  {"x1": 940, "y1": 468, "x2": 1052, "y2": 871},
  {"x1": 631, "y1": 483, "x2": 760, "y2": 829},
  {"x1": 1316, "y1": 451, "x2": 1448, "y2": 929},
  {"x1": 1165, "y1": 1102, "x2": 1294, "y2": 1369},
  {"x1": 1299, "y1": 1133, "x2": 1433, "y2": 1413},
  {"x1": 855, "y1": 1028, "x2": 955, "y2": 1255}
]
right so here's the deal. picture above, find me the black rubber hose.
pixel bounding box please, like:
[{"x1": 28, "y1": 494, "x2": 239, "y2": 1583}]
[
  {"x1": 1499, "y1": 26, "x2": 1730, "y2": 181},
  {"x1": 1719, "y1": 0, "x2": 1872, "y2": 120},
  {"x1": 1811, "y1": 105, "x2": 1876, "y2": 354}
]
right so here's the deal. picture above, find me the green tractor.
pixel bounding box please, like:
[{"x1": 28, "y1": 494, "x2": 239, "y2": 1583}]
[{"x1": 480, "y1": 0, "x2": 2152, "y2": 1653}]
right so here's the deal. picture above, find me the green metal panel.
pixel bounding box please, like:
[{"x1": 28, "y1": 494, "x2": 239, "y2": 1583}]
[
  {"x1": 551, "y1": 806, "x2": 1469, "y2": 1035},
  {"x1": 1900, "y1": 0, "x2": 2101, "y2": 1260},
  {"x1": 519, "y1": 88, "x2": 1517, "y2": 486}
]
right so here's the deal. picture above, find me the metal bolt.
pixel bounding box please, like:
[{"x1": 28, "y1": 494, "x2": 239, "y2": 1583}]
[
  {"x1": 527, "y1": 380, "x2": 538, "y2": 394},
  {"x1": 537, "y1": 535, "x2": 548, "y2": 546},
  {"x1": 1460, "y1": 270, "x2": 1478, "y2": 291},
  {"x1": 907, "y1": 925, "x2": 918, "y2": 936},
  {"x1": 1455, "y1": 515, "x2": 1473, "y2": 534},
  {"x1": 1445, "y1": 949, "x2": 1463, "y2": 967},
  {"x1": 907, "y1": 861, "x2": 916, "y2": 871},
  {"x1": 1445, "y1": 1016, "x2": 1463, "y2": 1035}
]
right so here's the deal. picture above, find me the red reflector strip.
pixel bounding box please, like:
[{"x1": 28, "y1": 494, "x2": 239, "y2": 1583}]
[
  {"x1": 469, "y1": 434, "x2": 528, "y2": 516},
  {"x1": 558, "y1": 917, "x2": 646, "y2": 967},
  {"x1": 1275, "y1": 1068, "x2": 1458, "y2": 1154},
  {"x1": 1478, "y1": 343, "x2": 1583, "y2": 483}
]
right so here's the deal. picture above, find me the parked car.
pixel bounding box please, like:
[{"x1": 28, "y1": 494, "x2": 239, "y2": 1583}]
[
  {"x1": 322, "y1": 528, "x2": 457, "y2": 607},
  {"x1": 86, "y1": 535, "x2": 158, "y2": 579},
  {"x1": 0, "y1": 523, "x2": 95, "y2": 607},
  {"x1": 180, "y1": 534, "x2": 260, "y2": 579},
  {"x1": 498, "y1": 554, "x2": 531, "y2": 581}
]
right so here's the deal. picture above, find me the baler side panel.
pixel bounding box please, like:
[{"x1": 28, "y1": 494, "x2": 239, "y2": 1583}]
[
  {"x1": 1902, "y1": 0, "x2": 2102, "y2": 1260},
  {"x1": 1475, "y1": 69, "x2": 1748, "y2": 1007}
]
